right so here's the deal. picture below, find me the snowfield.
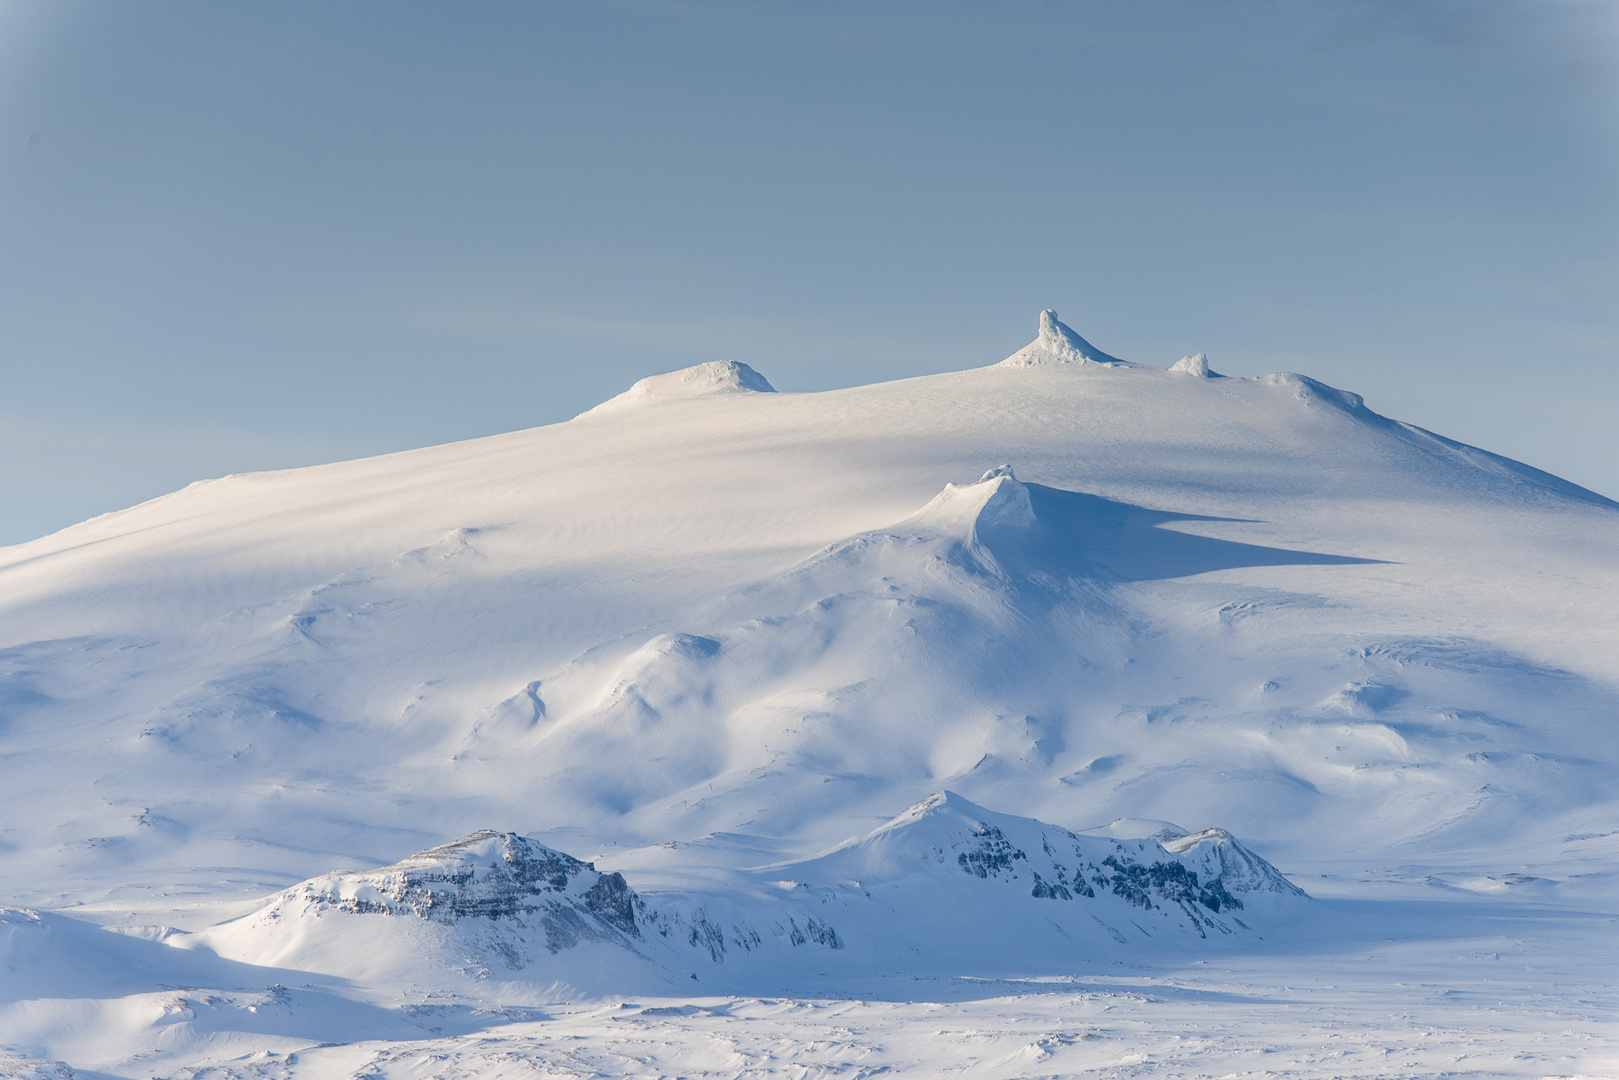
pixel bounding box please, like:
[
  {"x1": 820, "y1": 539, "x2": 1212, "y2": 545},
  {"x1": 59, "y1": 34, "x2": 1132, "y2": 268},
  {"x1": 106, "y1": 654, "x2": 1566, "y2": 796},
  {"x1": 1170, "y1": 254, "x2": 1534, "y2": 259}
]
[{"x1": 0, "y1": 312, "x2": 1614, "y2": 1077}]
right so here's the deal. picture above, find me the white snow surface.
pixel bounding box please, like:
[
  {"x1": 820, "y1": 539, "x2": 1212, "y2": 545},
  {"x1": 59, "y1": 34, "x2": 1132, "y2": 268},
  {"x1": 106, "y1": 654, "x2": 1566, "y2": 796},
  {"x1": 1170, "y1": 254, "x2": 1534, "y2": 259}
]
[{"x1": 1, "y1": 311, "x2": 1615, "y2": 1077}]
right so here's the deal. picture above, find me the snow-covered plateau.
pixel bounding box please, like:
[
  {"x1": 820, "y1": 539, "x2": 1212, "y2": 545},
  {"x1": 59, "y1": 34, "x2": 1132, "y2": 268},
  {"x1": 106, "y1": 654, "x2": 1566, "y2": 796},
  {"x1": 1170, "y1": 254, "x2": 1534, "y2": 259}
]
[{"x1": 0, "y1": 312, "x2": 1614, "y2": 1078}]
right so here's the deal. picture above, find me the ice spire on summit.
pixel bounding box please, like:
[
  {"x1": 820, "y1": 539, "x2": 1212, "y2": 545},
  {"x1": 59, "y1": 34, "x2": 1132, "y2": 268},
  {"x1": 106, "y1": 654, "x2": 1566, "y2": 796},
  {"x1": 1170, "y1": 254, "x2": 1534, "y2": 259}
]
[
  {"x1": 1169, "y1": 352, "x2": 1220, "y2": 378},
  {"x1": 999, "y1": 310, "x2": 1132, "y2": 368}
]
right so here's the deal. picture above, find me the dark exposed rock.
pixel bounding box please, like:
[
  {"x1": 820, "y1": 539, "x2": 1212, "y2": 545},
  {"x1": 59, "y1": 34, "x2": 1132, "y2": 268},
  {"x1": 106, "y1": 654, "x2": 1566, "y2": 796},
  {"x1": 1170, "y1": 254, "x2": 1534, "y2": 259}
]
[
  {"x1": 1159, "y1": 828, "x2": 1307, "y2": 897},
  {"x1": 686, "y1": 910, "x2": 727, "y2": 962},
  {"x1": 1099, "y1": 854, "x2": 1242, "y2": 913},
  {"x1": 787, "y1": 916, "x2": 841, "y2": 949},
  {"x1": 300, "y1": 830, "x2": 641, "y2": 950},
  {"x1": 1029, "y1": 872, "x2": 1072, "y2": 900},
  {"x1": 956, "y1": 824, "x2": 1026, "y2": 879},
  {"x1": 583, "y1": 872, "x2": 639, "y2": 936}
]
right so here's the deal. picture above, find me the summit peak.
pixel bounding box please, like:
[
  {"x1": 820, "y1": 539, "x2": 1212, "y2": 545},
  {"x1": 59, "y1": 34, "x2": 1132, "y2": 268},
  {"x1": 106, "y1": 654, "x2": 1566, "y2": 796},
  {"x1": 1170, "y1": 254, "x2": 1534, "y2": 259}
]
[
  {"x1": 1037, "y1": 309, "x2": 1074, "y2": 350},
  {"x1": 1000, "y1": 310, "x2": 1131, "y2": 368}
]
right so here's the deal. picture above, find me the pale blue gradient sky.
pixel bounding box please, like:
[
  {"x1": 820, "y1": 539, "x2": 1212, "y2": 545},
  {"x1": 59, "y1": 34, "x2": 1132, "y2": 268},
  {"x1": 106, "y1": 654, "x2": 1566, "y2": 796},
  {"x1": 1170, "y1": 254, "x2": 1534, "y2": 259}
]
[{"x1": 1, "y1": 1, "x2": 1616, "y2": 545}]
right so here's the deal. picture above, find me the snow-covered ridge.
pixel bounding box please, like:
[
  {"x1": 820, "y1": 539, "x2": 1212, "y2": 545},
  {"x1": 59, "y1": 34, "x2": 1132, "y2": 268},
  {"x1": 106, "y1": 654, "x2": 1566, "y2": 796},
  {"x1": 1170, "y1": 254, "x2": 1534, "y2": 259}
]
[
  {"x1": 191, "y1": 793, "x2": 1305, "y2": 991},
  {"x1": 790, "y1": 791, "x2": 1302, "y2": 919}
]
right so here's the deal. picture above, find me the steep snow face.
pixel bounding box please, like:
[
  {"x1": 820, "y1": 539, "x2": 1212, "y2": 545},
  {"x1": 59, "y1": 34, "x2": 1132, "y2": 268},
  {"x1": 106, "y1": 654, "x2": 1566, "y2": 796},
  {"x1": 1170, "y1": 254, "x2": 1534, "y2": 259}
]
[
  {"x1": 1157, "y1": 829, "x2": 1305, "y2": 897},
  {"x1": 905, "y1": 465, "x2": 1037, "y2": 537},
  {"x1": 582, "y1": 359, "x2": 775, "y2": 415},
  {"x1": 999, "y1": 309, "x2": 1134, "y2": 367}
]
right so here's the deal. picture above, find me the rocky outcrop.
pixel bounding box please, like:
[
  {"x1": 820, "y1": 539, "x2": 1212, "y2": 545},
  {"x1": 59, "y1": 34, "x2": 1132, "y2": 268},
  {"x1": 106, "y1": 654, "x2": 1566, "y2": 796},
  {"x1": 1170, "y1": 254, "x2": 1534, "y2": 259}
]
[{"x1": 280, "y1": 830, "x2": 642, "y2": 951}]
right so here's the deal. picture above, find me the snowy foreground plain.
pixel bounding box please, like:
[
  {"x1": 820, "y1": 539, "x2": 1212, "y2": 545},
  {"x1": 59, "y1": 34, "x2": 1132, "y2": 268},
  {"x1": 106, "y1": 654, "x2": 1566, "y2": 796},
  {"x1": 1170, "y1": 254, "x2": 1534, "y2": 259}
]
[{"x1": 1, "y1": 313, "x2": 1615, "y2": 1078}]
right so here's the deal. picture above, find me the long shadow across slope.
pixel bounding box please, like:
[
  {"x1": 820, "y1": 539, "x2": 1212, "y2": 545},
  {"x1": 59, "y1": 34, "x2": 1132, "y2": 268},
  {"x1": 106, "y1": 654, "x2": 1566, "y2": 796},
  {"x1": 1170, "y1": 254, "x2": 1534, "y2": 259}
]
[{"x1": 979, "y1": 482, "x2": 1383, "y2": 583}]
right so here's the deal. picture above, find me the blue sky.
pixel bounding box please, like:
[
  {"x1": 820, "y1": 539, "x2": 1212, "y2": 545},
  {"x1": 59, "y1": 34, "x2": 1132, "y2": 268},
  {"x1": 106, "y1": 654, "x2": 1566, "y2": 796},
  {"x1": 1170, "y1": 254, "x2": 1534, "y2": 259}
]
[{"x1": 1, "y1": 1, "x2": 1615, "y2": 545}]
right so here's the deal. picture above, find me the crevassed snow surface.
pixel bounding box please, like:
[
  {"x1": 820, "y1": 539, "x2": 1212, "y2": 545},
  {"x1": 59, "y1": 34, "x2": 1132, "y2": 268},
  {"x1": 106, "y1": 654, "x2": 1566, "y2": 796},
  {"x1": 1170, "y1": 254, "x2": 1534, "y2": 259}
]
[{"x1": 0, "y1": 312, "x2": 1615, "y2": 1078}]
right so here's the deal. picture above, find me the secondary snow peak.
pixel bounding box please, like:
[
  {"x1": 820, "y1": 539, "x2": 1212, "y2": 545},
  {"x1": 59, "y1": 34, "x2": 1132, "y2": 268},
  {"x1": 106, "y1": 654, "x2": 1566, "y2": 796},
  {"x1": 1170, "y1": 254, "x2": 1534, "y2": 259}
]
[
  {"x1": 193, "y1": 829, "x2": 649, "y2": 984},
  {"x1": 581, "y1": 359, "x2": 776, "y2": 416},
  {"x1": 259, "y1": 829, "x2": 640, "y2": 930},
  {"x1": 908, "y1": 465, "x2": 1036, "y2": 537},
  {"x1": 861, "y1": 468, "x2": 1376, "y2": 587},
  {"x1": 785, "y1": 790, "x2": 1304, "y2": 937},
  {"x1": 1000, "y1": 309, "x2": 1132, "y2": 367}
]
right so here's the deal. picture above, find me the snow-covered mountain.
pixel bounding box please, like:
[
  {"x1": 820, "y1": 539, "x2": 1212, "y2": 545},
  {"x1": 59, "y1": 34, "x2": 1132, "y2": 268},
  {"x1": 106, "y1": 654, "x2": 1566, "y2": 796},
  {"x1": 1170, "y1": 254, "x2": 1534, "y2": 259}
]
[
  {"x1": 186, "y1": 793, "x2": 1304, "y2": 998},
  {"x1": 1, "y1": 311, "x2": 1615, "y2": 1076}
]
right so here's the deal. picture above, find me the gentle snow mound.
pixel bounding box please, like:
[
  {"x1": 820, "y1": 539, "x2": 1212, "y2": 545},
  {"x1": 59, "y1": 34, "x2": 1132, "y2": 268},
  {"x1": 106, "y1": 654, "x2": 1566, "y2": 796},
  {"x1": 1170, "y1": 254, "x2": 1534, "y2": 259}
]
[
  {"x1": 583, "y1": 360, "x2": 776, "y2": 416},
  {"x1": 1083, "y1": 817, "x2": 1191, "y2": 842}
]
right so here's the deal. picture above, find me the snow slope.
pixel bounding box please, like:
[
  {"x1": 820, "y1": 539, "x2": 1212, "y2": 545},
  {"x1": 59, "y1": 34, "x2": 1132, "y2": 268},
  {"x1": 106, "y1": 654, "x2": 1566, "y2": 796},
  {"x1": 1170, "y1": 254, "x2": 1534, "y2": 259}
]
[{"x1": 0, "y1": 311, "x2": 1615, "y2": 1076}]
